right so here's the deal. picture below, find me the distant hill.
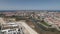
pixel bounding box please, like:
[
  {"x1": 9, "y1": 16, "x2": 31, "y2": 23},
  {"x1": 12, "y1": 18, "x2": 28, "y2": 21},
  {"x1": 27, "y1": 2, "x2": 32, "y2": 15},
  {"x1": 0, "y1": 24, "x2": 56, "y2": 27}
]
[{"x1": 0, "y1": 10, "x2": 60, "y2": 12}]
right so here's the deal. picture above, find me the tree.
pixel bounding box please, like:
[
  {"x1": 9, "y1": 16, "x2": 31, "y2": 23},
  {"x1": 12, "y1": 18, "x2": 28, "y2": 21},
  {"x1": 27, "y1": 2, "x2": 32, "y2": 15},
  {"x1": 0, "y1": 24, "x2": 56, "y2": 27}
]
[
  {"x1": 0, "y1": 14, "x2": 5, "y2": 17},
  {"x1": 0, "y1": 23, "x2": 1, "y2": 30}
]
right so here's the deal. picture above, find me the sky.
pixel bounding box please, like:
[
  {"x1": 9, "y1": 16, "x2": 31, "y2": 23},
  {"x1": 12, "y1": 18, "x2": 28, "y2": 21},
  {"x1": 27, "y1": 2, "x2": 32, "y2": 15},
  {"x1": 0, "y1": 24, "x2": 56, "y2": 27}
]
[{"x1": 0, "y1": 0, "x2": 60, "y2": 10}]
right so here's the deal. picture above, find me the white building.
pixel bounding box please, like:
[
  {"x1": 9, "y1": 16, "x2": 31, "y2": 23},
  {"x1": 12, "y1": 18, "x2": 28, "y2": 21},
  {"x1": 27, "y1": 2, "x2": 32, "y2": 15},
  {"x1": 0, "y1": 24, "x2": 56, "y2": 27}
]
[{"x1": 0, "y1": 22, "x2": 24, "y2": 34}]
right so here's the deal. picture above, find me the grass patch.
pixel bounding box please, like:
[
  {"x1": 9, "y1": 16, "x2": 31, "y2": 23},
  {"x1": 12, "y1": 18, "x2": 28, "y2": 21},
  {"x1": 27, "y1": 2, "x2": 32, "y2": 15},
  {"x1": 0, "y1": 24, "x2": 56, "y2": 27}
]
[{"x1": 41, "y1": 20, "x2": 50, "y2": 26}]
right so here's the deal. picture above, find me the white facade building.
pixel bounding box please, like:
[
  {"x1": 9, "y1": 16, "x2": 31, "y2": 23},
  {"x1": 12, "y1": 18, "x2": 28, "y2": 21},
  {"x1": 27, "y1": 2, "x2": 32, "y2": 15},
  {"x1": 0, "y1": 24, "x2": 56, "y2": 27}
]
[{"x1": 0, "y1": 22, "x2": 24, "y2": 34}]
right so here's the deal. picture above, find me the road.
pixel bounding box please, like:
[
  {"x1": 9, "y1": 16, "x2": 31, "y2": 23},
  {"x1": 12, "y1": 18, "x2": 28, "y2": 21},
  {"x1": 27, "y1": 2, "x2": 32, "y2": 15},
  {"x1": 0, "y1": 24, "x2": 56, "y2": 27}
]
[
  {"x1": 16, "y1": 21, "x2": 39, "y2": 34},
  {"x1": 29, "y1": 18, "x2": 48, "y2": 34}
]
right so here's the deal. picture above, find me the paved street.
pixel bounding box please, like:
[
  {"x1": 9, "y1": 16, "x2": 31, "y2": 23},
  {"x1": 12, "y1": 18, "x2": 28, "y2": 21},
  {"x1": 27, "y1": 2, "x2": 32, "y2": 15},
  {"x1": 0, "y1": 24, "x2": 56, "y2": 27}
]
[{"x1": 16, "y1": 21, "x2": 39, "y2": 34}]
